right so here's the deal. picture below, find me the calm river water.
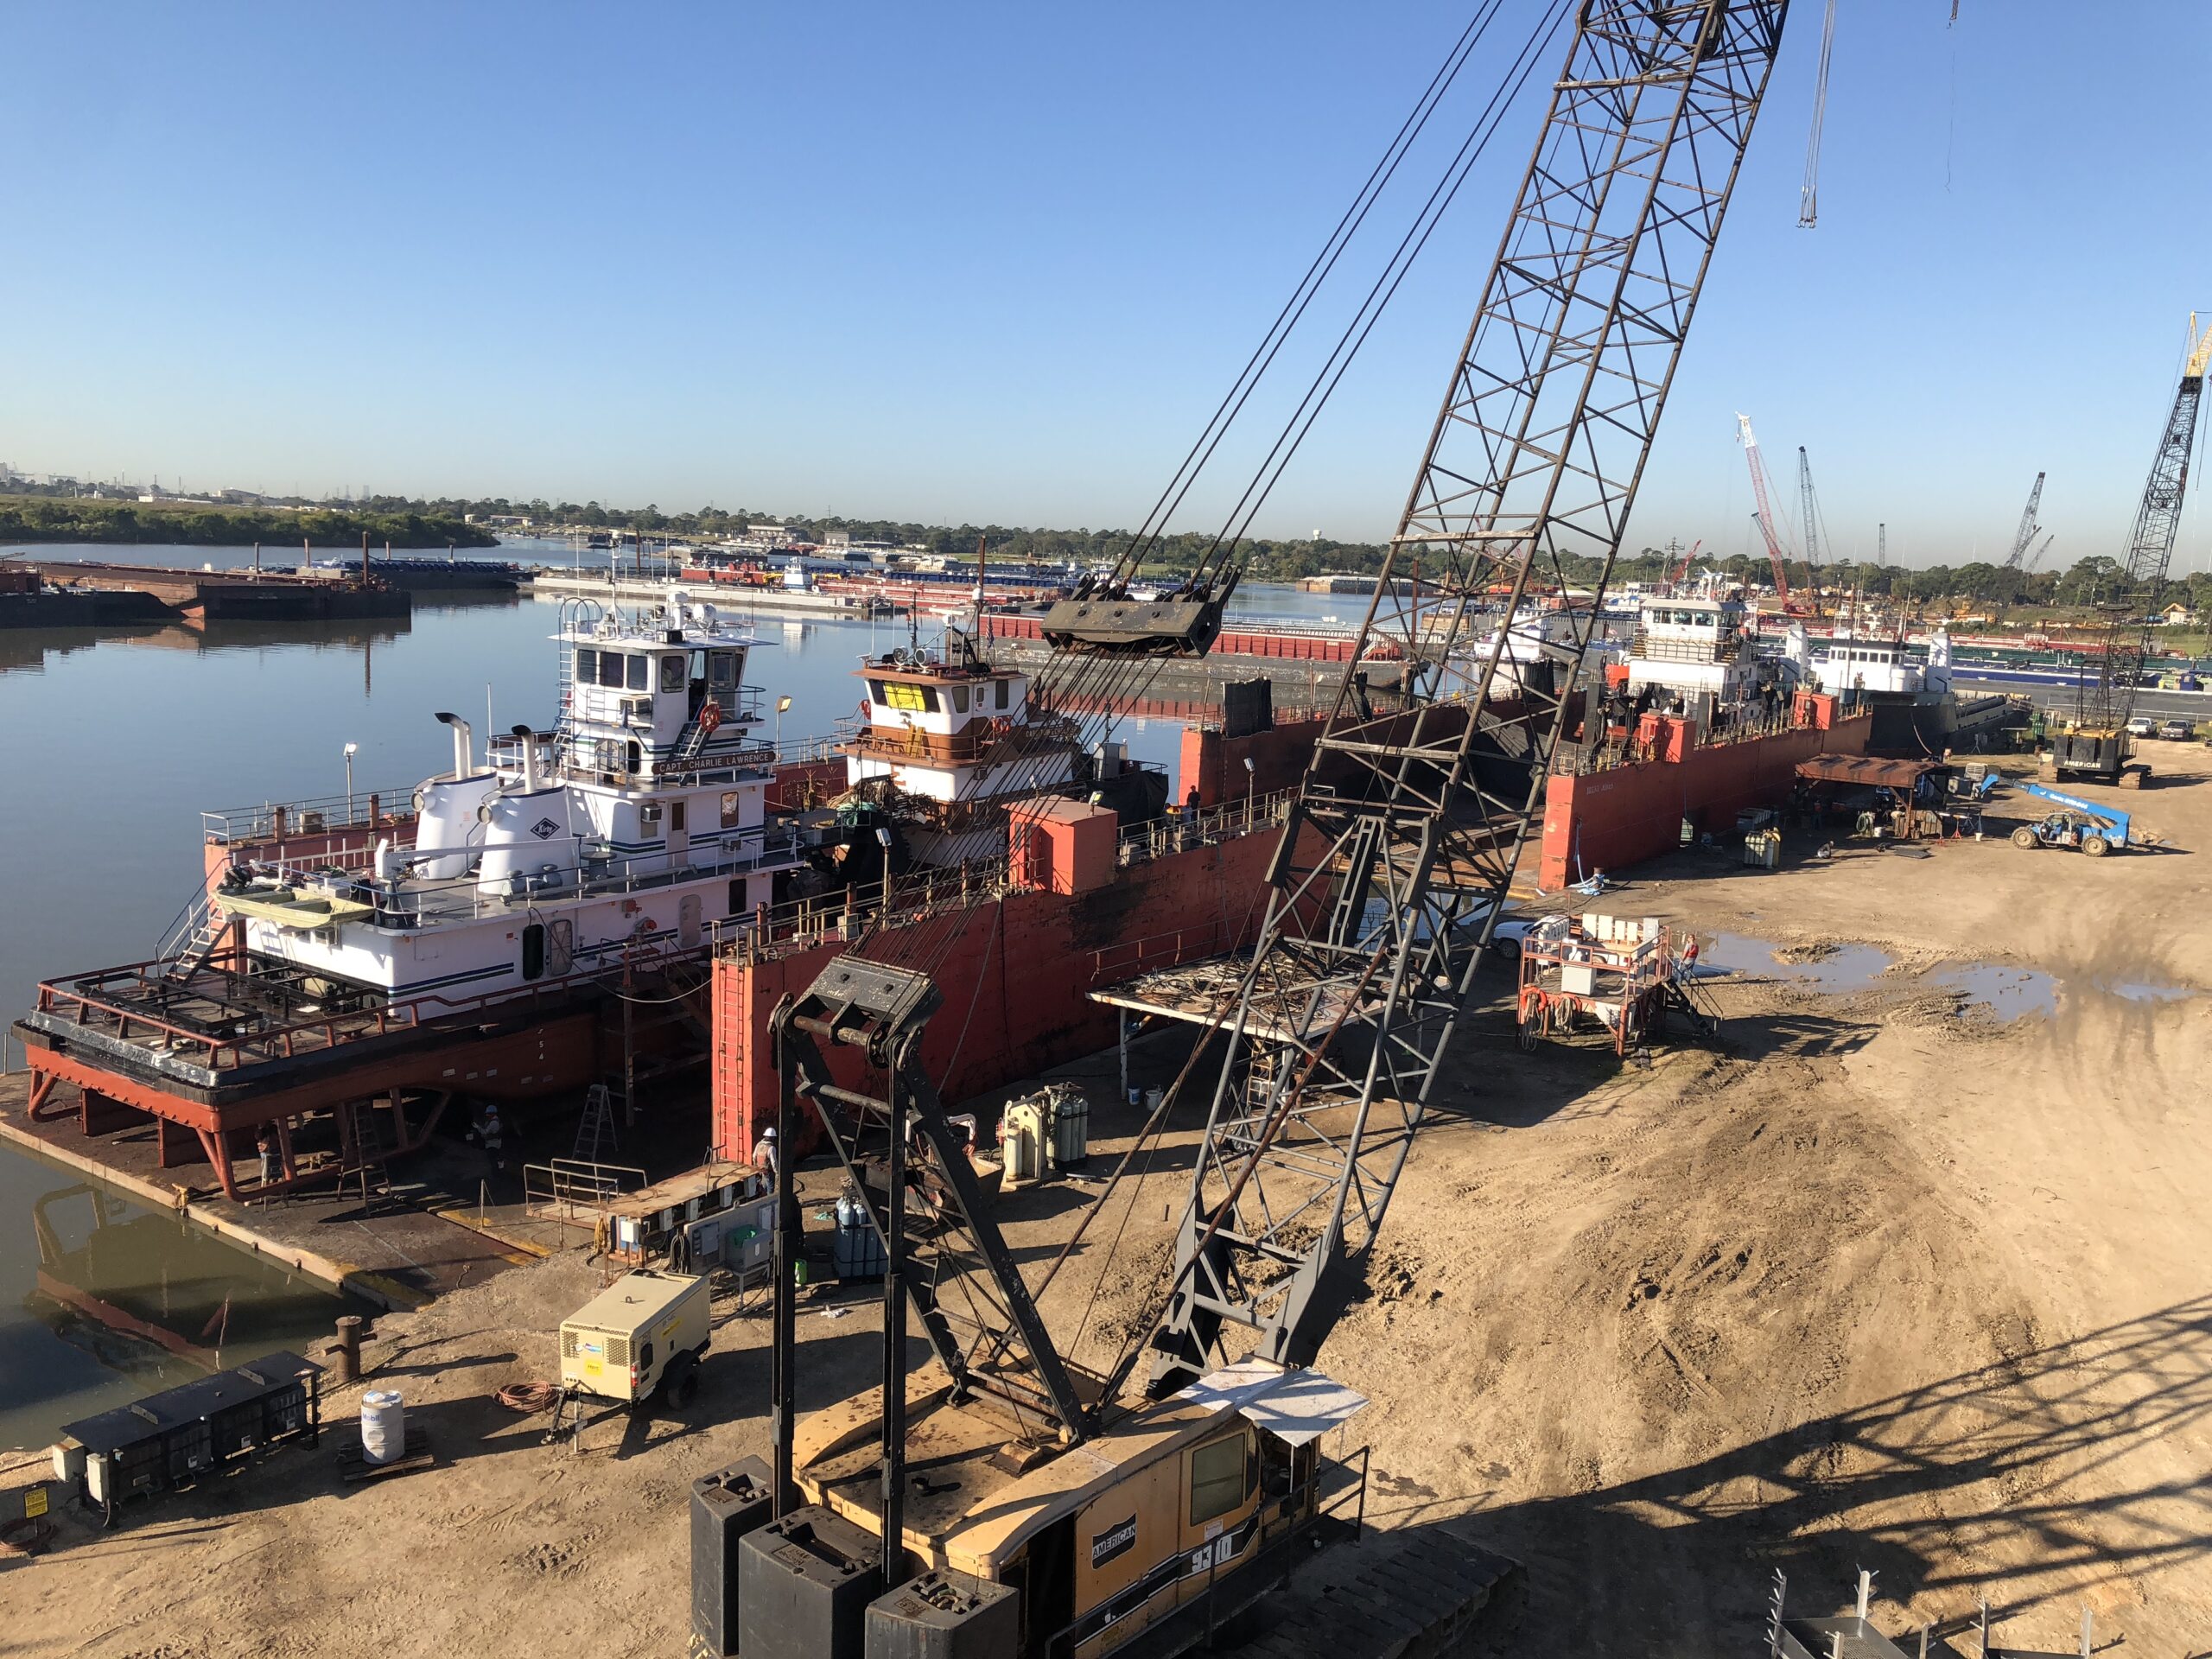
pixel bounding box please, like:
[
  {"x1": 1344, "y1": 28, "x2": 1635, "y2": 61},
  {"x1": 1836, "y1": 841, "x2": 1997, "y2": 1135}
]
[{"x1": 0, "y1": 546, "x2": 1345, "y2": 1449}]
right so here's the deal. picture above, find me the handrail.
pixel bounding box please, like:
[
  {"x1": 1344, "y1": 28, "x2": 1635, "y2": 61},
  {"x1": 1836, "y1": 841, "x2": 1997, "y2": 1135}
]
[{"x1": 202, "y1": 785, "x2": 418, "y2": 845}]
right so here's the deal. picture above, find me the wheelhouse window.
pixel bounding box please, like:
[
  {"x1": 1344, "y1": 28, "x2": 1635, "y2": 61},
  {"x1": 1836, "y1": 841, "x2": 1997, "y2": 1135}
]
[
  {"x1": 708, "y1": 651, "x2": 741, "y2": 692},
  {"x1": 995, "y1": 678, "x2": 1009, "y2": 709},
  {"x1": 950, "y1": 685, "x2": 969, "y2": 714},
  {"x1": 881, "y1": 682, "x2": 936, "y2": 714},
  {"x1": 660, "y1": 653, "x2": 685, "y2": 693},
  {"x1": 575, "y1": 646, "x2": 598, "y2": 683},
  {"x1": 597, "y1": 652, "x2": 629, "y2": 689}
]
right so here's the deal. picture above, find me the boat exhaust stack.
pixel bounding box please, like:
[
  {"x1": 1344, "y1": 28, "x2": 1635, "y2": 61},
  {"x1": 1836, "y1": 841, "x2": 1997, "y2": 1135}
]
[
  {"x1": 435, "y1": 711, "x2": 474, "y2": 779},
  {"x1": 512, "y1": 723, "x2": 540, "y2": 792}
]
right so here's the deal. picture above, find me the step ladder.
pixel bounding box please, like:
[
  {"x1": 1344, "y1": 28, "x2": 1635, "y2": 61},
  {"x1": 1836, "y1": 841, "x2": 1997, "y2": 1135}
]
[
  {"x1": 572, "y1": 1084, "x2": 620, "y2": 1163},
  {"x1": 337, "y1": 1098, "x2": 393, "y2": 1205}
]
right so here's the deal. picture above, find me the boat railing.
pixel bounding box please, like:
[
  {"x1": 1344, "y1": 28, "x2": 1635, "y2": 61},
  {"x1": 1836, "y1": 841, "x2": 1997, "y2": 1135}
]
[
  {"x1": 226, "y1": 823, "x2": 810, "y2": 927},
  {"x1": 713, "y1": 786, "x2": 1297, "y2": 970},
  {"x1": 713, "y1": 853, "x2": 1016, "y2": 967},
  {"x1": 34, "y1": 945, "x2": 677, "y2": 1074},
  {"x1": 1117, "y1": 785, "x2": 1296, "y2": 867},
  {"x1": 1557, "y1": 702, "x2": 1823, "y2": 777},
  {"x1": 201, "y1": 786, "x2": 417, "y2": 846},
  {"x1": 1085, "y1": 917, "x2": 1240, "y2": 983}
]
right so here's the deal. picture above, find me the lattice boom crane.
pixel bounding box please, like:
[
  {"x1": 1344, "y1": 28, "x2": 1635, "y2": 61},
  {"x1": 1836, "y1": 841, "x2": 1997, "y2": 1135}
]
[
  {"x1": 1738, "y1": 413, "x2": 1800, "y2": 612},
  {"x1": 2049, "y1": 315, "x2": 2212, "y2": 788},
  {"x1": 748, "y1": 9, "x2": 1794, "y2": 1657}
]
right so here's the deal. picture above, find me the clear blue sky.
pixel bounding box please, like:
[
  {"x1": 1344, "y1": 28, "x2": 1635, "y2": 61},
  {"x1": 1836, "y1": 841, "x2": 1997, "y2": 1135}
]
[{"x1": 8, "y1": 2, "x2": 2212, "y2": 570}]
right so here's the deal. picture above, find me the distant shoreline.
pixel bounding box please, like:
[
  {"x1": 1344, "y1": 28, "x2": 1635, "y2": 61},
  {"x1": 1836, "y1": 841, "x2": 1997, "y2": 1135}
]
[{"x1": 0, "y1": 494, "x2": 494, "y2": 551}]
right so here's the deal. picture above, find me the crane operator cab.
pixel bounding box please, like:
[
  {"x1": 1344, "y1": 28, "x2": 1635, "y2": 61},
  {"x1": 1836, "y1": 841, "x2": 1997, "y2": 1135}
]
[{"x1": 732, "y1": 1358, "x2": 1368, "y2": 1659}]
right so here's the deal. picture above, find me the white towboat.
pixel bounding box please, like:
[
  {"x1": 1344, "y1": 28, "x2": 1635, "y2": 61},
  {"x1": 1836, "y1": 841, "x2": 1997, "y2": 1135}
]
[{"x1": 207, "y1": 592, "x2": 807, "y2": 1004}]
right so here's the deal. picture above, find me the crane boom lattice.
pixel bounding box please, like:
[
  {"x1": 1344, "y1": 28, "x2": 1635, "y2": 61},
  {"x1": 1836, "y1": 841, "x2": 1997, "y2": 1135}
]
[
  {"x1": 2003, "y1": 471, "x2": 2047, "y2": 569},
  {"x1": 1144, "y1": 0, "x2": 1789, "y2": 1398},
  {"x1": 1737, "y1": 412, "x2": 1796, "y2": 609},
  {"x1": 2076, "y1": 319, "x2": 2212, "y2": 734}
]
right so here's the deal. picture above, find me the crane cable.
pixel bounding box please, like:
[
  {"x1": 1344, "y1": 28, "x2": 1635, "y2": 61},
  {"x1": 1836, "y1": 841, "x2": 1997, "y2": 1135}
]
[{"x1": 834, "y1": 0, "x2": 1573, "y2": 988}]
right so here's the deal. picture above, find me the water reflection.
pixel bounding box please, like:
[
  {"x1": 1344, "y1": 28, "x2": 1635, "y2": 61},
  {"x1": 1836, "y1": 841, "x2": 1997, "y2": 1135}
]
[
  {"x1": 0, "y1": 563, "x2": 1314, "y2": 1443},
  {"x1": 1, "y1": 1163, "x2": 356, "y2": 1448}
]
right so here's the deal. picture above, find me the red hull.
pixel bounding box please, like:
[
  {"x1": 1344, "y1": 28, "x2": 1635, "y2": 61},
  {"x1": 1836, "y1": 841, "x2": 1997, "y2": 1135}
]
[
  {"x1": 708, "y1": 823, "x2": 1303, "y2": 1160},
  {"x1": 1538, "y1": 698, "x2": 1872, "y2": 889}
]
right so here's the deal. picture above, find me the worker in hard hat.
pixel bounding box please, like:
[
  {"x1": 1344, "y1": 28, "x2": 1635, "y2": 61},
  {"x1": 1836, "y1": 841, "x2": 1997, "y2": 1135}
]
[{"x1": 751, "y1": 1124, "x2": 779, "y2": 1183}]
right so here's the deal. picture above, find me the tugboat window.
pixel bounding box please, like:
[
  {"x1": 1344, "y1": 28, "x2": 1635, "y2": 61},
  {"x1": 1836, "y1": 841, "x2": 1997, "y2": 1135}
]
[
  {"x1": 522, "y1": 923, "x2": 546, "y2": 981},
  {"x1": 599, "y1": 652, "x2": 628, "y2": 689},
  {"x1": 626, "y1": 654, "x2": 648, "y2": 691},
  {"x1": 708, "y1": 652, "x2": 738, "y2": 690},
  {"x1": 951, "y1": 685, "x2": 969, "y2": 714},
  {"x1": 660, "y1": 654, "x2": 684, "y2": 693},
  {"x1": 575, "y1": 647, "x2": 597, "y2": 683},
  {"x1": 996, "y1": 679, "x2": 1009, "y2": 709}
]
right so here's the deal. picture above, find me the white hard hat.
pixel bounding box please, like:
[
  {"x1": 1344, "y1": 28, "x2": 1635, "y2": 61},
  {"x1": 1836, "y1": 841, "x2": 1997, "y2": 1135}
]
[{"x1": 763, "y1": 1127, "x2": 777, "y2": 1139}]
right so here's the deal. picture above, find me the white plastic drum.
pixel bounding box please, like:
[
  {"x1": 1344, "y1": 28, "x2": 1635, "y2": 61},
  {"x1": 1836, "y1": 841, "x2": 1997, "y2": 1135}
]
[{"x1": 360, "y1": 1389, "x2": 406, "y2": 1465}]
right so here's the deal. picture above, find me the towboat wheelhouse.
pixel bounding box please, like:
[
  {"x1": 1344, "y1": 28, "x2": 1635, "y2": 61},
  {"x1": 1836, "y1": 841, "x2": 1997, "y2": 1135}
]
[{"x1": 837, "y1": 625, "x2": 1083, "y2": 866}]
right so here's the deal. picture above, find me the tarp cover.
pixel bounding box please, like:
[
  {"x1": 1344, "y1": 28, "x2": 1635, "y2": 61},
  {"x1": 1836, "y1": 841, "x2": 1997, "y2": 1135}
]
[
  {"x1": 1794, "y1": 754, "x2": 1938, "y2": 790},
  {"x1": 1179, "y1": 1357, "x2": 1369, "y2": 1448}
]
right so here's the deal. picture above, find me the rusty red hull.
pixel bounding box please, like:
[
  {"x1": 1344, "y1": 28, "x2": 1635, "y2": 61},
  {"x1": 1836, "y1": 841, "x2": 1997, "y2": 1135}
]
[
  {"x1": 1538, "y1": 698, "x2": 1873, "y2": 889},
  {"x1": 709, "y1": 821, "x2": 1304, "y2": 1160}
]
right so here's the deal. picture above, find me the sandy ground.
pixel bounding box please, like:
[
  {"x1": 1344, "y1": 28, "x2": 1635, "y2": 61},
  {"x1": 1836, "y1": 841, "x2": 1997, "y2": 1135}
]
[{"x1": 7, "y1": 743, "x2": 2212, "y2": 1656}]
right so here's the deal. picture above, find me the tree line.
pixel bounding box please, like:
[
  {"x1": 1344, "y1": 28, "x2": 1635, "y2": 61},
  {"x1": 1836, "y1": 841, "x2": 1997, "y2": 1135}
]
[{"x1": 0, "y1": 493, "x2": 495, "y2": 550}]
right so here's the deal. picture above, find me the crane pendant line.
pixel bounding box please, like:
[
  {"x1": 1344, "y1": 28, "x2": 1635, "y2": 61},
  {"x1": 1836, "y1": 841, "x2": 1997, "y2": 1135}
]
[{"x1": 1144, "y1": 0, "x2": 1791, "y2": 1398}]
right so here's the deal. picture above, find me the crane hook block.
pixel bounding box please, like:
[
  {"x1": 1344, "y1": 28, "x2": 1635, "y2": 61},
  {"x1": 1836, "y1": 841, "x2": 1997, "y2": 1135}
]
[{"x1": 1039, "y1": 596, "x2": 1227, "y2": 658}]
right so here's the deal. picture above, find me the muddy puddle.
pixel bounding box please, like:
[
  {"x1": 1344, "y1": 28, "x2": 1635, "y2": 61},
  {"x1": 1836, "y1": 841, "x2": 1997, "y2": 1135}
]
[
  {"x1": 1696, "y1": 931, "x2": 2196, "y2": 1021},
  {"x1": 1929, "y1": 963, "x2": 2059, "y2": 1020},
  {"x1": 1695, "y1": 933, "x2": 1894, "y2": 992}
]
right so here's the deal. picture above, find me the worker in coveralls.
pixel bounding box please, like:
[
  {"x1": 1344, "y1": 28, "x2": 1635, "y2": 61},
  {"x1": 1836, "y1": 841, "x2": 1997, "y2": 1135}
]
[
  {"x1": 752, "y1": 1124, "x2": 779, "y2": 1183},
  {"x1": 474, "y1": 1103, "x2": 507, "y2": 1172}
]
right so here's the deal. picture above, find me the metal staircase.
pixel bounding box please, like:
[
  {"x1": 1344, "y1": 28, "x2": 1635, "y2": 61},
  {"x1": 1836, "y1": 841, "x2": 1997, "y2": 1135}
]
[
  {"x1": 158, "y1": 887, "x2": 230, "y2": 982},
  {"x1": 669, "y1": 703, "x2": 720, "y2": 774}
]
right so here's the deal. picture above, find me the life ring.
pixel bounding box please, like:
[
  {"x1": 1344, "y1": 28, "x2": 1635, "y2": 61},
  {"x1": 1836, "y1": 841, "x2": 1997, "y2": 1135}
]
[{"x1": 698, "y1": 699, "x2": 722, "y2": 735}]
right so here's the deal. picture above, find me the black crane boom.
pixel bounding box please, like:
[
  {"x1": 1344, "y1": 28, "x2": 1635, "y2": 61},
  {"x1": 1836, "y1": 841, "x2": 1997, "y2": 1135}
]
[{"x1": 1144, "y1": 0, "x2": 1790, "y2": 1397}]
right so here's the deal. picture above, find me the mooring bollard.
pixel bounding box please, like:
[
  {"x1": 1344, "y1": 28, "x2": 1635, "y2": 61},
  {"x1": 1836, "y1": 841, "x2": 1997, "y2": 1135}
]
[{"x1": 334, "y1": 1314, "x2": 364, "y2": 1386}]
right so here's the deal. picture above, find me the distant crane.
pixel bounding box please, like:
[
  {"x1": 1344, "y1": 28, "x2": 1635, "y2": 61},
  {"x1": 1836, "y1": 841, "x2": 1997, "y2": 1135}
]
[
  {"x1": 2000, "y1": 471, "x2": 2047, "y2": 569},
  {"x1": 2026, "y1": 530, "x2": 2056, "y2": 572},
  {"x1": 2048, "y1": 315, "x2": 2212, "y2": 788},
  {"x1": 1738, "y1": 414, "x2": 1805, "y2": 613},
  {"x1": 1797, "y1": 444, "x2": 1830, "y2": 586},
  {"x1": 1674, "y1": 537, "x2": 1704, "y2": 586}
]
